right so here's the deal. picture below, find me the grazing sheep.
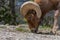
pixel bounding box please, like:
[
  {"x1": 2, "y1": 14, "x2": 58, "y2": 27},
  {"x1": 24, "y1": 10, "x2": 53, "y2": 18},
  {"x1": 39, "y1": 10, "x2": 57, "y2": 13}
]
[{"x1": 20, "y1": 0, "x2": 60, "y2": 34}]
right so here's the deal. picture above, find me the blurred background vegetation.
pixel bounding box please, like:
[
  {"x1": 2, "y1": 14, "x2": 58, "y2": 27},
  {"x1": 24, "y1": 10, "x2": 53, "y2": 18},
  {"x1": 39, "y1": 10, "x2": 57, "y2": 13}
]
[
  {"x1": 0, "y1": 0, "x2": 17, "y2": 25},
  {"x1": 0, "y1": 0, "x2": 54, "y2": 28},
  {"x1": 0, "y1": 0, "x2": 34, "y2": 25}
]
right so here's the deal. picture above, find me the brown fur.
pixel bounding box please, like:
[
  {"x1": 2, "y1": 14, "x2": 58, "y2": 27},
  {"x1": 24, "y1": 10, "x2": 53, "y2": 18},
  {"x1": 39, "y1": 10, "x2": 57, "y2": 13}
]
[
  {"x1": 34, "y1": 0, "x2": 60, "y2": 34},
  {"x1": 25, "y1": 0, "x2": 60, "y2": 33},
  {"x1": 25, "y1": 10, "x2": 39, "y2": 32},
  {"x1": 35, "y1": 0, "x2": 59, "y2": 16}
]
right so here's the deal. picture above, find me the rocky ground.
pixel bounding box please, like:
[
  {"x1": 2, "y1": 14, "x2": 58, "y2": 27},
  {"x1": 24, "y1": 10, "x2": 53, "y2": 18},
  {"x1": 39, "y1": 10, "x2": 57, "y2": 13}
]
[{"x1": 0, "y1": 25, "x2": 60, "y2": 40}]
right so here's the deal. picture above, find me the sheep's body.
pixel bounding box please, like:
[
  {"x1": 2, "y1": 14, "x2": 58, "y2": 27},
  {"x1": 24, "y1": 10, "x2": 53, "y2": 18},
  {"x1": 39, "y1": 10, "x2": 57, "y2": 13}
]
[
  {"x1": 33, "y1": 0, "x2": 60, "y2": 34},
  {"x1": 21, "y1": 0, "x2": 60, "y2": 34},
  {"x1": 34, "y1": 0, "x2": 59, "y2": 16}
]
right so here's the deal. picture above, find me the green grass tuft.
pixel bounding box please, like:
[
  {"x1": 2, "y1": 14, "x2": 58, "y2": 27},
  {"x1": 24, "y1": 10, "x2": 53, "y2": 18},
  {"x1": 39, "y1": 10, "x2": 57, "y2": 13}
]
[{"x1": 16, "y1": 28, "x2": 30, "y2": 32}]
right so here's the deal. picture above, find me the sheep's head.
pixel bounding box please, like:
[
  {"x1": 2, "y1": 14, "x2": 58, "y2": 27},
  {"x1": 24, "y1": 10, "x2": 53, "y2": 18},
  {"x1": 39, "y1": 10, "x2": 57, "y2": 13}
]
[
  {"x1": 25, "y1": 9, "x2": 39, "y2": 33},
  {"x1": 20, "y1": 1, "x2": 42, "y2": 33}
]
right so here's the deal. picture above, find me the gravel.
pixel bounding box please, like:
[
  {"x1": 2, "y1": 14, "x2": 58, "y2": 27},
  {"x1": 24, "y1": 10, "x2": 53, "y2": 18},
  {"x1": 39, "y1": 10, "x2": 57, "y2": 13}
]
[
  {"x1": 0, "y1": 25, "x2": 60, "y2": 40},
  {"x1": 0, "y1": 29, "x2": 60, "y2": 40}
]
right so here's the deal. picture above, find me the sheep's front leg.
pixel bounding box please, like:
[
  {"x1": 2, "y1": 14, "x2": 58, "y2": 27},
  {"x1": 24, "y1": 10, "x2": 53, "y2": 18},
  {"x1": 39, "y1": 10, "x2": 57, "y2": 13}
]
[{"x1": 52, "y1": 10, "x2": 59, "y2": 34}]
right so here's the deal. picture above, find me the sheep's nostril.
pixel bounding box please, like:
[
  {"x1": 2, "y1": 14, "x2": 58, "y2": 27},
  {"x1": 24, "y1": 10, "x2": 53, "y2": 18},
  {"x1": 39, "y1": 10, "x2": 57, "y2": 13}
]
[
  {"x1": 30, "y1": 28, "x2": 37, "y2": 33},
  {"x1": 31, "y1": 30, "x2": 38, "y2": 33},
  {"x1": 31, "y1": 30, "x2": 36, "y2": 33}
]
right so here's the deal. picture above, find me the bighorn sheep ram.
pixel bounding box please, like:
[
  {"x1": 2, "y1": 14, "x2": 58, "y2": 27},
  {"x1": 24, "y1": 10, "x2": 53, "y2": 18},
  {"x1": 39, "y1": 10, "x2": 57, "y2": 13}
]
[{"x1": 20, "y1": 0, "x2": 60, "y2": 34}]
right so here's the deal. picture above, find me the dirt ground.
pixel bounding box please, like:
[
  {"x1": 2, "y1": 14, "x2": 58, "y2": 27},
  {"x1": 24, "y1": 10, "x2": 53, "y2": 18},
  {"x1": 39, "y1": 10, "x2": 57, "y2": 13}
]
[{"x1": 0, "y1": 25, "x2": 60, "y2": 40}]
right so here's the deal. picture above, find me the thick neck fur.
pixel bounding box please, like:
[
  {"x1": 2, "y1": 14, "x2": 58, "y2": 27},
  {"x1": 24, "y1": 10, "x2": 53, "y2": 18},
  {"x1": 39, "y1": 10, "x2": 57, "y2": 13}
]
[{"x1": 34, "y1": 0, "x2": 59, "y2": 13}]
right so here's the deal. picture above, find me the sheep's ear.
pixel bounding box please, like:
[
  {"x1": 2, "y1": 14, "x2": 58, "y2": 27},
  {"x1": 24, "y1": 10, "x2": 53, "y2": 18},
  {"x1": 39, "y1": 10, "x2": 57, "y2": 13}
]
[{"x1": 20, "y1": 1, "x2": 42, "y2": 18}]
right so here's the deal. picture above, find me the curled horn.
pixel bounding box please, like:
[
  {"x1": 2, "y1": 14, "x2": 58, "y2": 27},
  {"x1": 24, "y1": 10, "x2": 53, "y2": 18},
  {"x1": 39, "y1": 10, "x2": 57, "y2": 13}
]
[{"x1": 20, "y1": 1, "x2": 42, "y2": 18}]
